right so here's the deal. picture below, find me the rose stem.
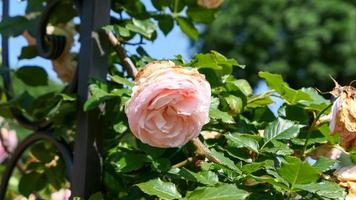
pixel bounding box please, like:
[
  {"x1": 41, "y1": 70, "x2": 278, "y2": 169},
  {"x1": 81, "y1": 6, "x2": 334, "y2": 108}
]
[
  {"x1": 107, "y1": 31, "x2": 138, "y2": 77},
  {"x1": 192, "y1": 138, "x2": 220, "y2": 164},
  {"x1": 172, "y1": 157, "x2": 194, "y2": 168},
  {"x1": 107, "y1": 33, "x2": 220, "y2": 165}
]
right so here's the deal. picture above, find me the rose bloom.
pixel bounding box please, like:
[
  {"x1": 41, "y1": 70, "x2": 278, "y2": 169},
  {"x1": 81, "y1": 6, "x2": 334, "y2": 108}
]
[
  {"x1": 197, "y1": 0, "x2": 224, "y2": 8},
  {"x1": 0, "y1": 128, "x2": 18, "y2": 163},
  {"x1": 125, "y1": 61, "x2": 211, "y2": 148},
  {"x1": 51, "y1": 189, "x2": 71, "y2": 200}
]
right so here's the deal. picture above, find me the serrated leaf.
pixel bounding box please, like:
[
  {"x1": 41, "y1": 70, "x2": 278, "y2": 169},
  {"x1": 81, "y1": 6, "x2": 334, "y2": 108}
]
[
  {"x1": 259, "y1": 72, "x2": 312, "y2": 105},
  {"x1": 185, "y1": 184, "x2": 249, "y2": 200},
  {"x1": 169, "y1": 168, "x2": 219, "y2": 186},
  {"x1": 209, "y1": 107, "x2": 235, "y2": 123},
  {"x1": 136, "y1": 178, "x2": 182, "y2": 200},
  {"x1": 261, "y1": 118, "x2": 303, "y2": 149},
  {"x1": 278, "y1": 156, "x2": 320, "y2": 190},
  {"x1": 299, "y1": 88, "x2": 330, "y2": 111},
  {"x1": 226, "y1": 133, "x2": 259, "y2": 153},
  {"x1": 295, "y1": 181, "x2": 346, "y2": 199},
  {"x1": 210, "y1": 149, "x2": 240, "y2": 172}
]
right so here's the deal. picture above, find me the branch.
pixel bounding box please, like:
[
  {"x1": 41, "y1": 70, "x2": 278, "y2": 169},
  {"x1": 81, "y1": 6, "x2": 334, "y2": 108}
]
[
  {"x1": 191, "y1": 138, "x2": 220, "y2": 164},
  {"x1": 107, "y1": 31, "x2": 138, "y2": 78}
]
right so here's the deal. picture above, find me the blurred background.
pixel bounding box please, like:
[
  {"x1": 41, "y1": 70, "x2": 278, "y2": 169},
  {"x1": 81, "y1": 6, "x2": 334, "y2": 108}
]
[{"x1": 4, "y1": 0, "x2": 356, "y2": 90}]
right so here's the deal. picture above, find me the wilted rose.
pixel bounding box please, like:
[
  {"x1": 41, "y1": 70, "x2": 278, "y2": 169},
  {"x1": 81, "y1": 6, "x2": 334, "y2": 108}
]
[
  {"x1": 197, "y1": 0, "x2": 224, "y2": 8},
  {"x1": 125, "y1": 61, "x2": 211, "y2": 148},
  {"x1": 329, "y1": 84, "x2": 356, "y2": 149},
  {"x1": 0, "y1": 128, "x2": 18, "y2": 163},
  {"x1": 51, "y1": 189, "x2": 71, "y2": 200}
]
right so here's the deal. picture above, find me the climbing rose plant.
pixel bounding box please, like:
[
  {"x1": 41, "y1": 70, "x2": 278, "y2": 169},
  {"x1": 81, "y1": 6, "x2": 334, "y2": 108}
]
[{"x1": 0, "y1": 0, "x2": 355, "y2": 199}]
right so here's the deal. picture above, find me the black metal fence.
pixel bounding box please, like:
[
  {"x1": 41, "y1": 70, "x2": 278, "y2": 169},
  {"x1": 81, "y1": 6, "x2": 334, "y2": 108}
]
[{"x1": 0, "y1": 0, "x2": 110, "y2": 198}]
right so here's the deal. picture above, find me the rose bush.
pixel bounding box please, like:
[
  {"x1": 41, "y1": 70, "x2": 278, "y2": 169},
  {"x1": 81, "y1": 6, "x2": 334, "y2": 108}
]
[
  {"x1": 125, "y1": 61, "x2": 211, "y2": 147},
  {"x1": 0, "y1": 0, "x2": 355, "y2": 200}
]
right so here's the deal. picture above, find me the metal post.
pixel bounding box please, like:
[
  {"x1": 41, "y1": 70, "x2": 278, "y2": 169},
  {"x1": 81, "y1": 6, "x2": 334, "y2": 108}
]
[{"x1": 71, "y1": 0, "x2": 110, "y2": 198}]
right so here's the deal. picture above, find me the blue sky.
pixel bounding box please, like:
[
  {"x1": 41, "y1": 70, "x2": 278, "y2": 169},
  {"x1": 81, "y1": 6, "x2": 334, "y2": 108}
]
[{"x1": 4, "y1": 0, "x2": 191, "y2": 81}]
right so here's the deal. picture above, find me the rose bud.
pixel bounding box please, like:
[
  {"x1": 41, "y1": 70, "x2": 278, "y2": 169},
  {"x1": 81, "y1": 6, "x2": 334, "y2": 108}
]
[
  {"x1": 197, "y1": 0, "x2": 224, "y2": 8},
  {"x1": 51, "y1": 189, "x2": 71, "y2": 200},
  {"x1": 125, "y1": 61, "x2": 211, "y2": 148},
  {"x1": 329, "y1": 84, "x2": 356, "y2": 149},
  {"x1": 0, "y1": 128, "x2": 18, "y2": 163}
]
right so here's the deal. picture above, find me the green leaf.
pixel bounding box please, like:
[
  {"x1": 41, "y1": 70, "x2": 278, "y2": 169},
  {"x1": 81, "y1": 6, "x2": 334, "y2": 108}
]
[
  {"x1": 295, "y1": 181, "x2": 346, "y2": 199},
  {"x1": 209, "y1": 107, "x2": 235, "y2": 123},
  {"x1": 187, "y1": 7, "x2": 217, "y2": 24},
  {"x1": 313, "y1": 156, "x2": 336, "y2": 172},
  {"x1": 191, "y1": 51, "x2": 241, "y2": 75},
  {"x1": 88, "y1": 192, "x2": 104, "y2": 200},
  {"x1": 299, "y1": 88, "x2": 330, "y2": 111},
  {"x1": 211, "y1": 149, "x2": 240, "y2": 172},
  {"x1": 225, "y1": 78, "x2": 252, "y2": 96},
  {"x1": 169, "y1": 168, "x2": 219, "y2": 186},
  {"x1": 226, "y1": 133, "x2": 259, "y2": 153},
  {"x1": 224, "y1": 95, "x2": 243, "y2": 114},
  {"x1": 241, "y1": 160, "x2": 274, "y2": 174},
  {"x1": 15, "y1": 66, "x2": 48, "y2": 86},
  {"x1": 261, "y1": 118, "x2": 303, "y2": 149},
  {"x1": 155, "y1": 14, "x2": 174, "y2": 35},
  {"x1": 261, "y1": 140, "x2": 294, "y2": 156},
  {"x1": 247, "y1": 92, "x2": 274, "y2": 108},
  {"x1": 126, "y1": 18, "x2": 157, "y2": 38},
  {"x1": 113, "y1": 121, "x2": 128, "y2": 134},
  {"x1": 278, "y1": 156, "x2": 320, "y2": 190},
  {"x1": 110, "y1": 75, "x2": 134, "y2": 87},
  {"x1": 18, "y1": 45, "x2": 38, "y2": 60},
  {"x1": 176, "y1": 17, "x2": 199, "y2": 40},
  {"x1": 19, "y1": 172, "x2": 47, "y2": 196},
  {"x1": 259, "y1": 71, "x2": 312, "y2": 105},
  {"x1": 278, "y1": 104, "x2": 309, "y2": 125},
  {"x1": 0, "y1": 16, "x2": 29, "y2": 36},
  {"x1": 185, "y1": 184, "x2": 250, "y2": 200},
  {"x1": 136, "y1": 178, "x2": 182, "y2": 200},
  {"x1": 114, "y1": 152, "x2": 147, "y2": 173},
  {"x1": 103, "y1": 25, "x2": 131, "y2": 37}
]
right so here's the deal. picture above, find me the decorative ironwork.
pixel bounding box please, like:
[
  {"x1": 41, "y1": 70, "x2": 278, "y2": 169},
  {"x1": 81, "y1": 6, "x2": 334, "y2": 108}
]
[{"x1": 0, "y1": 0, "x2": 110, "y2": 198}]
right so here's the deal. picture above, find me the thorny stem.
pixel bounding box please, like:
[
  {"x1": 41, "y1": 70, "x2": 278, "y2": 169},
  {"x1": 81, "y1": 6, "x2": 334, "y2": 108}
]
[
  {"x1": 108, "y1": 32, "x2": 220, "y2": 165},
  {"x1": 107, "y1": 31, "x2": 138, "y2": 77},
  {"x1": 192, "y1": 138, "x2": 220, "y2": 164},
  {"x1": 301, "y1": 103, "x2": 333, "y2": 158}
]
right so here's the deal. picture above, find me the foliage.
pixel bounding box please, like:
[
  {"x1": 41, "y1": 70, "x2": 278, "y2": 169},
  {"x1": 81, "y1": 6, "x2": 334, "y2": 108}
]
[
  {"x1": 196, "y1": 0, "x2": 356, "y2": 90},
  {"x1": 0, "y1": 0, "x2": 352, "y2": 200}
]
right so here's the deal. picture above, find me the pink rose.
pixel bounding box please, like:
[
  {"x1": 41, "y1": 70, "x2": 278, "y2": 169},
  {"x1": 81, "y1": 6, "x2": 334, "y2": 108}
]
[
  {"x1": 197, "y1": 0, "x2": 224, "y2": 8},
  {"x1": 51, "y1": 189, "x2": 71, "y2": 200},
  {"x1": 125, "y1": 61, "x2": 211, "y2": 148},
  {"x1": 0, "y1": 128, "x2": 18, "y2": 163}
]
